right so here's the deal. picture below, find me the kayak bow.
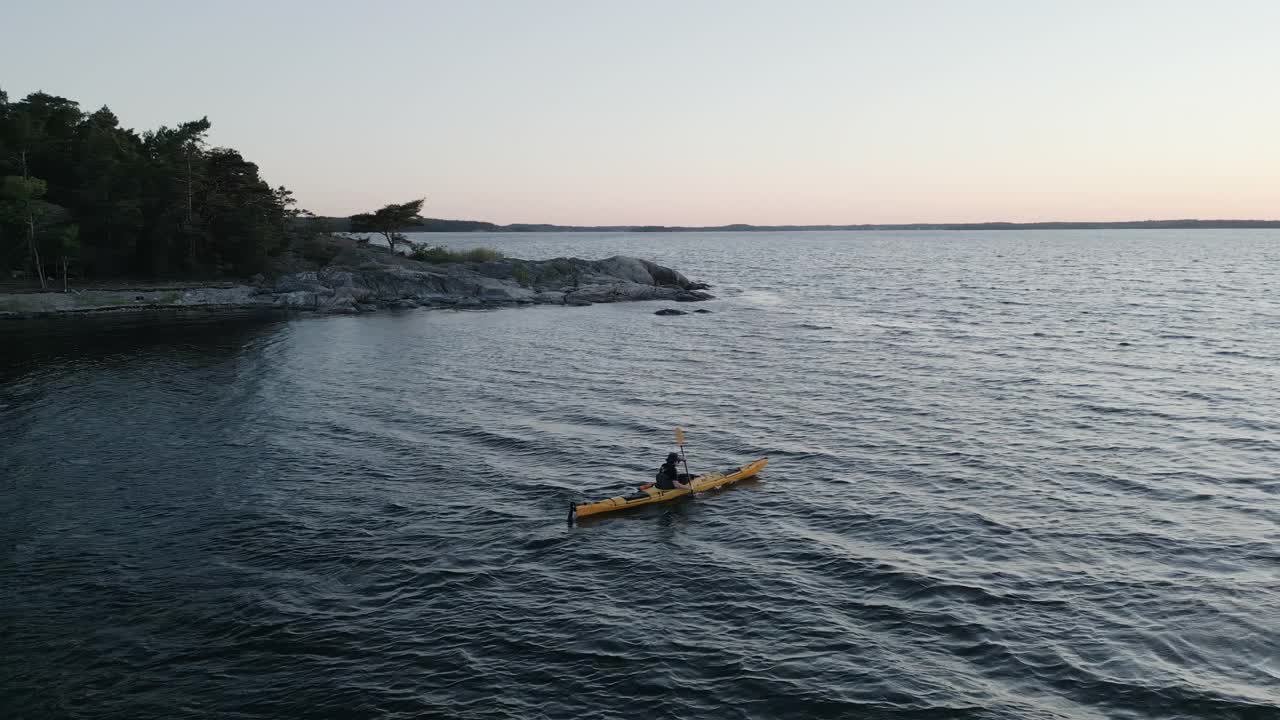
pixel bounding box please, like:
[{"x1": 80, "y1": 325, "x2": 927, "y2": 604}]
[{"x1": 568, "y1": 457, "x2": 768, "y2": 524}]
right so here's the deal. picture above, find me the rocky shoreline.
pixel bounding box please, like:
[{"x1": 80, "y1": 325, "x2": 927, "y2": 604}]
[{"x1": 0, "y1": 244, "x2": 712, "y2": 319}]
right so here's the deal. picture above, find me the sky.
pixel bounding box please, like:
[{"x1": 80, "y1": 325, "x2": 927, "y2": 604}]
[{"x1": 3, "y1": 0, "x2": 1279, "y2": 225}]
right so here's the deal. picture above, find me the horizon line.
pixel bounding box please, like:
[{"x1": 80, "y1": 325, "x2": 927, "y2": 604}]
[{"x1": 370, "y1": 217, "x2": 1280, "y2": 231}]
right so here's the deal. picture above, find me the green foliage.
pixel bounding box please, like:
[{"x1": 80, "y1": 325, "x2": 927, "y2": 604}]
[
  {"x1": 0, "y1": 90, "x2": 293, "y2": 281},
  {"x1": 511, "y1": 264, "x2": 531, "y2": 287},
  {"x1": 0, "y1": 175, "x2": 49, "y2": 224},
  {"x1": 0, "y1": 175, "x2": 67, "y2": 287},
  {"x1": 350, "y1": 199, "x2": 425, "y2": 252},
  {"x1": 300, "y1": 235, "x2": 343, "y2": 265},
  {"x1": 409, "y1": 245, "x2": 506, "y2": 264},
  {"x1": 299, "y1": 214, "x2": 339, "y2": 234},
  {"x1": 0, "y1": 174, "x2": 44, "y2": 198},
  {"x1": 462, "y1": 247, "x2": 505, "y2": 263},
  {"x1": 56, "y1": 223, "x2": 79, "y2": 256}
]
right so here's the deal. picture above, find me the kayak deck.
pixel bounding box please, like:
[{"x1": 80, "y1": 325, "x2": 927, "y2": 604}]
[{"x1": 570, "y1": 457, "x2": 768, "y2": 522}]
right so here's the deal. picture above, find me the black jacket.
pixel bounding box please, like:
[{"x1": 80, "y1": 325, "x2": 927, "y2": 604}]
[{"x1": 656, "y1": 461, "x2": 683, "y2": 490}]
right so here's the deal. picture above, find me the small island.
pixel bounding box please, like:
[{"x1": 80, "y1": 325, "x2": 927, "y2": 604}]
[
  {"x1": 0, "y1": 89, "x2": 710, "y2": 318},
  {"x1": 0, "y1": 233, "x2": 713, "y2": 317}
]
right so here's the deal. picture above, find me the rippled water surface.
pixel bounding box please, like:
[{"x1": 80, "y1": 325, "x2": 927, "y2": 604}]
[{"x1": 3, "y1": 231, "x2": 1279, "y2": 719}]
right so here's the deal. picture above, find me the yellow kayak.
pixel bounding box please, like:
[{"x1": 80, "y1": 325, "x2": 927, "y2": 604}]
[{"x1": 569, "y1": 457, "x2": 769, "y2": 523}]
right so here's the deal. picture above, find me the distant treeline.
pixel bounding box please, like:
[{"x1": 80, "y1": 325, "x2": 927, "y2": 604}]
[
  {"x1": 321, "y1": 217, "x2": 1280, "y2": 233},
  {"x1": 1, "y1": 89, "x2": 296, "y2": 286}
]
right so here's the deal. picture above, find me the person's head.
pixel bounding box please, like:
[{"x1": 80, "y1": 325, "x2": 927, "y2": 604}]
[{"x1": 666, "y1": 452, "x2": 680, "y2": 464}]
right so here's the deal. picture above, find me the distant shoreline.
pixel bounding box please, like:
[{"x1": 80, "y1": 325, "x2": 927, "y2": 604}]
[{"x1": 313, "y1": 218, "x2": 1280, "y2": 233}]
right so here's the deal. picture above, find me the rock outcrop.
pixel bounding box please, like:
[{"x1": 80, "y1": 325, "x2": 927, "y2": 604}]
[
  {"x1": 654, "y1": 307, "x2": 714, "y2": 316},
  {"x1": 0, "y1": 243, "x2": 714, "y2": 318},
  {"x1": 259, "y1": 251, "x2": 712, "y2": 312}
]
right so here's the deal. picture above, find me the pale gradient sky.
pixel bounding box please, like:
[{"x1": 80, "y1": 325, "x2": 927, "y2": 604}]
[{"x1": 3, "y1": 0, "x2": 1278, "y2": 225}]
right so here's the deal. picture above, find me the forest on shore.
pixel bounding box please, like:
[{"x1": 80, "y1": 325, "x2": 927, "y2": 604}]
[{"x1": 0, "y1": 89, "x2": 303, "y2": 288}]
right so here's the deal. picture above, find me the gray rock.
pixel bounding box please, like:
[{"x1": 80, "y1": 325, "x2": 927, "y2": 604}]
[
  {"x1": 531, "y1": 291, "x2": 566, "y2": 304},
  {"x1": 275, "y1": 271, "x2": 322, "y2": 293},
  {"x1": 655, "y1": 308, "x2": 688, "y2": 316},
  {"x1": 318, "y1": 268, "x2": 357, "y2": 288},
  {"x1": 594, "y1": 256, "x2": 660, "y2": 286},
  {"x1": 693, "y1": 308, "x2": 713, "y2": 314},
  {"x1": 475, "y1": 276, "x2": 536, "y2": 301},
  {"x1": 177, "y1": 286, "x2": 262, "y2": 307},
  {"x1": 567, "y1": 284, "x2": 628, "y2": 304},
  {"x1": 592, "y1": 256, "x2": 695, "y2": 289},
  {"x1": 275, "y1": 290, "x2": 317, "y2": 308},
  {"x1": 0, "y1": 245, "x2": 713, "y2": 319},
  {"x1": 674, "y1": 290, "x2": 715, "y2": 302},
  {"x1": 567, "y1": 282, "x2": 695, "y2": 304},
  {"x1": 322, "y1": 296, "x2": 358, "y2": 313}
]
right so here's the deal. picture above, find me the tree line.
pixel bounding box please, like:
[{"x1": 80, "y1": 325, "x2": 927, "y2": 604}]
[{"x1": 0, "y1": 89, "x2": 297, "y2": 287}]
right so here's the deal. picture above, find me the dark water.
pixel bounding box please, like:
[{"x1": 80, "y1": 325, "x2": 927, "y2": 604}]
[{"x1": 2, "y1": 231, "x2": 1278, "y2": 719}]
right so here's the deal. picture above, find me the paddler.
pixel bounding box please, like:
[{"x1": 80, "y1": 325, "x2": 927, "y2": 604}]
[{"x1": 655, "y1": 452, "x2": 691, "y2": 490}]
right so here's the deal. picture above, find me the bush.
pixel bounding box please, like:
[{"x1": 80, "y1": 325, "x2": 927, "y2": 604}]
[
  {"x1": 410, "y1": 245, "x2": 506, "y2": 264},
  {"x1": 300, "y1": 235, "x2": 342, "y2": 265}
]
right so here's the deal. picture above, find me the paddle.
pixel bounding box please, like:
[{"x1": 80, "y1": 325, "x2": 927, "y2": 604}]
[{"x1": 676, "y1": 426, "x2": 692, "y2": 487}]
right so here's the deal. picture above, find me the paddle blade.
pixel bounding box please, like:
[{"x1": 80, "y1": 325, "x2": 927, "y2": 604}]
[{"x1": 675, "y1": 427, "x2": 685, "y2": 445}]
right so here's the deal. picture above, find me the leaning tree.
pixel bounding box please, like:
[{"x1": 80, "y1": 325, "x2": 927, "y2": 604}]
[{"x1": 349, "y1": 198, "x2": 424, "y2": 252}]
